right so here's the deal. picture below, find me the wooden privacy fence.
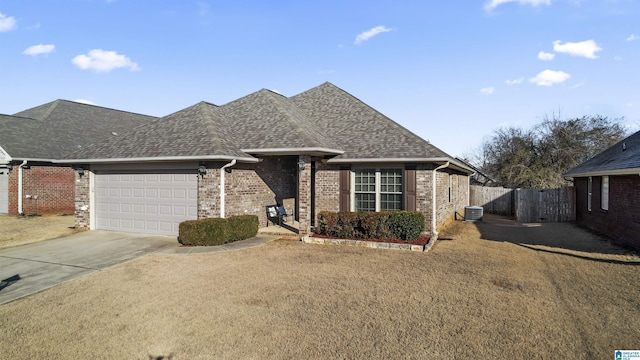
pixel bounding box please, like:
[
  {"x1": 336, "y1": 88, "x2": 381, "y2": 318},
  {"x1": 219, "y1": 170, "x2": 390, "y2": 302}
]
[
  {"x1": 469, "y1": 185, "x2": 513, "y2": 216},
  {"x1": 514, "y1": 187, "x2": 575, "y2": 223},
  {"x1": 470, "y1": 185, "x2": 576, "y2": 223}
]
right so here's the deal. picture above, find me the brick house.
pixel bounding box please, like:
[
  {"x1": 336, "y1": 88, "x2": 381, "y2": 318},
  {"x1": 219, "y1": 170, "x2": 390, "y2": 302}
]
[
  {"x1": 565, "y1": 130, "x2": 640, "y2": 251},
  {"x1": 59, "y1": 83, "x2": 473, "y2": 237},
  {"x1": 0, "y1": 101, "x2": 156, "y2": 216}
]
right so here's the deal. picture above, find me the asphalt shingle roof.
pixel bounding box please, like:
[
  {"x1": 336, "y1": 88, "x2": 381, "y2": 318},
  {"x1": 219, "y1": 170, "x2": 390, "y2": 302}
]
[
  {"x1": 290, "y1": 82, "x2": 451, "y2": 161},
  {"x1": 8, "y1": 100, "x2": 157, "y2": 160},
  {"x1": 0, "y1": 114, "x2": 69, "y2": 160},
  {"x1": 565, "y1": 130, "x2": 640, "y2": 176},
  {"x1": 57, "y1": 82, "x2": 469, "y2": 171}
]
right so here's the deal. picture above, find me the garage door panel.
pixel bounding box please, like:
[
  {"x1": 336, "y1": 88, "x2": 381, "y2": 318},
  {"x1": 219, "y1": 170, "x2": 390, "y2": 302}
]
[{"x1": 95, "y1": 171, "x2": 198, "y2": 236}]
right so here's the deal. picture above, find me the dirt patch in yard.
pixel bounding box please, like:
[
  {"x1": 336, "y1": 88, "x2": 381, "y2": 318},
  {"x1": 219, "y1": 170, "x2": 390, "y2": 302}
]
[
  {"x1": 0, "y1": 216, "x2": 638, "y2": 359},
  {"x1": 0, "y1": 215, "x2": 77, "y2": 249}
]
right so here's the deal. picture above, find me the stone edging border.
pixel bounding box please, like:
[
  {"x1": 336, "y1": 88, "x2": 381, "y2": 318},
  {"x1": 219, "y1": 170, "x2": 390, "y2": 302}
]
[{"x1": 302, "y1": 235, "x2": 438, "y2": 252}]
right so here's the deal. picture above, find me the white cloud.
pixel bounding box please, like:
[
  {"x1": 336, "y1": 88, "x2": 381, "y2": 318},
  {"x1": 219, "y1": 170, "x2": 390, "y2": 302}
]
[
  {"x1": 537, "y1": 51, "x2": 555, "y2": 61},
  {"x1": 529, "y1": 69, "x2": 571, "y2": 86},
  {"x1": 73, "y1": 99, "x2": 97, "y2": 105},
  {"x1": 23, "y1": 44, "x2": 55, "y2": 56},
  {"x1": 505, "y1": 78, "x2": 524, "y2": 85},
  {"x1": 626, "y1": 34, "x2": 639, "y2": 42},
  {"x1": 72, "y1": 49, "x2": 140, "y2": 72},
  {"x1": 354, "y1": 25, "x2": 393, "y2": 45},
  {"x1": 553, "y1": 40, "x2": 602, "y2": 59},
  {"x1": 480, "y1": 87, "x2": 495, "y2": 95},
  {"x1": 0, "y1": 12, "x2": 17, "y2": 32},
  {"x1": 484, "y1": 0, "x2": 551, "y2": 11}
]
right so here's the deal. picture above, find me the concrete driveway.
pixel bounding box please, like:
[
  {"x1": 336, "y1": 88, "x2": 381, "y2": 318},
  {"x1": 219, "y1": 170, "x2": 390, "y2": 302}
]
[{"x1": 0, "y1": 231, "x2": 177, "y2": 305}]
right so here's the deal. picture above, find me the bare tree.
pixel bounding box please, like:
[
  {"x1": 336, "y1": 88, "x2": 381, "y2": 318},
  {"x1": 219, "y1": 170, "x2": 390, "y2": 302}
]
[{"x1": 473, "y1": 114, "x2": 627, "y2": 188}]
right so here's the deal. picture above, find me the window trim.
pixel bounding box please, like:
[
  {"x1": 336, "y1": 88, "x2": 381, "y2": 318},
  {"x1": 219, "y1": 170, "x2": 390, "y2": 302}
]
[{"x1": 587, "y1": 176, "x2": 592, "y2": 212}]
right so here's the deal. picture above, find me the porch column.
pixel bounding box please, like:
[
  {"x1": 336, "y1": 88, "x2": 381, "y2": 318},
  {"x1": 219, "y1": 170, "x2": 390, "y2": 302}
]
[
  {"x1": 298, "y1": 155, "x2": 312, "y2": 236},
  {"x1": 74, "y1": 169, "x2": 91, "y2": 231}
]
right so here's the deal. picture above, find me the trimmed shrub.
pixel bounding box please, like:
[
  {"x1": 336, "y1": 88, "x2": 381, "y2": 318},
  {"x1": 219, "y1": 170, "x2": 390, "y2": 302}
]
[
  {"x1": 178, "y1": 215, "x2": 259, "y2": 246},
  {"x1": 387, "y1": 211, "x2": 425, "y2": 240},
  {"x1": 316, "y1": 211, "x2": 424, "y2": 241}
]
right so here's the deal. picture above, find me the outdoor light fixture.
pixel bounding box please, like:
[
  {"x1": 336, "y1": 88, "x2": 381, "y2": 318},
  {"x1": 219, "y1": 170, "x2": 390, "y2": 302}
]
[
  {"x1": 76, "y1": 168, "x2": 85, "y2": 177},
  {"x1": 297, "y1": 159, "x2": 306, "y2": 171},
  {"x1": 198, "y1": 165, "x2": 207, "y2": 177}
]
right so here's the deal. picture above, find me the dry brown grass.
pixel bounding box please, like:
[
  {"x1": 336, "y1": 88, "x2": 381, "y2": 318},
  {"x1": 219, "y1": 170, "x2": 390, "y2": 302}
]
[
  {"x1": 0, "y1": 214, "x2": 77, "y2": 249},
  {"x1": 0, "y1": 216, "x2": 638, "y2": 359}
]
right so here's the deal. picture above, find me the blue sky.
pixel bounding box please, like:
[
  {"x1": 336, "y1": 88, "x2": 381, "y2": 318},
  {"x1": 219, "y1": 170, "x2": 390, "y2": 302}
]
[{"x1": 1, "y1": 0, "x2": 639, "y2": 157}]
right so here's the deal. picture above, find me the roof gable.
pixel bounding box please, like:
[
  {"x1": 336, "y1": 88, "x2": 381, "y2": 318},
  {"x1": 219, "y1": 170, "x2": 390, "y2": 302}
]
[{"x1": 566, "y1": 130, "x2": 640, "y2": 176}]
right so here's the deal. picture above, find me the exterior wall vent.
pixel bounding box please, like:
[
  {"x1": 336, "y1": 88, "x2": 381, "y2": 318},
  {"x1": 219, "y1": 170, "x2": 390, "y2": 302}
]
[{"x1": 464, "y1": 206, "x2": 484, "y2": 221}]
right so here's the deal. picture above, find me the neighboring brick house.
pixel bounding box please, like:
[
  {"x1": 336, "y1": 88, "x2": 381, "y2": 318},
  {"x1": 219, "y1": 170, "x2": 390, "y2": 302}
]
[
  {"x1": 60, "y1": 82, "x2": 473, "y2": 237},
  {"x1": 565, "y1": 130, "x2": 640, "y2": 251},
  {"x1": 0, "y1": 101, "x2": 157, "y2": 216}
]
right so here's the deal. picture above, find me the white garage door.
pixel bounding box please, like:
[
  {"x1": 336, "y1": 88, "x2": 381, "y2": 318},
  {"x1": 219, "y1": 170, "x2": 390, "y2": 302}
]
[
  {"x1": 95, "y1": 171, "x2": 198, "y2": 236},
  {"x1": 0, "y1": 169, "x2": 8, "y2": 214}
]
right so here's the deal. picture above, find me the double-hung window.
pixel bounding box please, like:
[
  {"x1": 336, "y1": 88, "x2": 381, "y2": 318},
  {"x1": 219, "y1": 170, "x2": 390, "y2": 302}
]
[
  {"x1": 354, "y1": 169, "x2": 403, "y2": 211},
  {"x1": 354, "y1": 169, "x2": 376, "y2": 212},
  {"x1": 601, "y1": 176, "x2": 609, "y2": 210}
]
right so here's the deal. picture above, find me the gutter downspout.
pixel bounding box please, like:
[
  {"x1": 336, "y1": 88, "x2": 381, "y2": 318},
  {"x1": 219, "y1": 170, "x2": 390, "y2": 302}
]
[
  {"x1": 219, "y1": 159, "x2": 237, "y2": 218},
  {"x1": 431, "y1": 161, "x2": 450, "y2": 239},
  {"x1": 17, "y1": 160, "x2": 27, "y2": 215}
]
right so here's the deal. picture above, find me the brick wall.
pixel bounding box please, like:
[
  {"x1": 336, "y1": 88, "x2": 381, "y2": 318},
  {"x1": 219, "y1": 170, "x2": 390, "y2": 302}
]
[
  {"x1": 314, "y1": 162, "x2": 341, "y2": 223},
  {"x1": 223, "y1": 157, "x2": 297, "y2": 227},
  {"x1": 575, "y1": 175, "x2": 640, "y2": 251},
  {"x1": 415, "y1": 166, "x2": 433, "y2": 235},
  {"x1": 7, "y1": 164, "x2": 75, "y2": 216},
  {"x1": 198, "y1": 166, "x2": 221, "y2": 219},
  {"x1": 314, "y1": 163, "x2": 470, "y2": 237},
  {"x1": 435, "y1": 171, "x2": 470, "y2": 231}
]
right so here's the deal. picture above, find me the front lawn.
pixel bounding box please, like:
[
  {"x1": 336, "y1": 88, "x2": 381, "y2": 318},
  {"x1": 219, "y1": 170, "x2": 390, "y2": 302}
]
[{"x1": 0, "y1": 217, "x2": 638, "y2": 359}]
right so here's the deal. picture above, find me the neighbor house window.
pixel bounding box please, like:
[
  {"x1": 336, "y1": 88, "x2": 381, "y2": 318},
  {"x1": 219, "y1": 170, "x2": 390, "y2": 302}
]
[
  {"x1": 587, "y1": 176, "x2": 592, "y2": 212},
  {"x1": 354, "y1": 168, "x2": 403, "y2": 212},
  {"x1": 601, "y1": 176, "x2": 609, "y2": 211}
]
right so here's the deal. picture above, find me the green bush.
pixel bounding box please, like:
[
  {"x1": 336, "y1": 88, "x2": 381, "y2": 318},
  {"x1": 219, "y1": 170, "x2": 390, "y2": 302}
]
[
  {"x1": 316, "y1": 211, "x2": 424, "y2": 241},
  {"x1": 178, "y1": 215, "x2": 259, "y2": 246}
]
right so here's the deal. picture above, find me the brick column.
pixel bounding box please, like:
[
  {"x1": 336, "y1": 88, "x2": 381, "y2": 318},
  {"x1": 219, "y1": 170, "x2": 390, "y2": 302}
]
[
  {"x1": 298, "y1": 155, "x2": 312, "y2": 236},
  {"x1": 74, "y1": 170, "x2": 90, "y2": 231}
]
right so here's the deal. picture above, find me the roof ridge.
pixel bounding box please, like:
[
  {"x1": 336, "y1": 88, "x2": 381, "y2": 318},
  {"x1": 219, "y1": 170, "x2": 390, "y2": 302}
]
[
  {"x1": 262, "y1": 90, "x2": 340, "y2": 149},
  {"x1": 56, "y1": 99, "x2": 158, "y2": 118},
  {"x1": 199, "y1": 102, "x2": 241, "y2": 151},
  {"x1": 41, "y1": 99, "x2": 60, "y2": 120}
]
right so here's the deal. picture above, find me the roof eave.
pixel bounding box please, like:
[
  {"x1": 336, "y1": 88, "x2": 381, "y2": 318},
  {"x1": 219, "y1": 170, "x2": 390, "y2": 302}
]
[
  {"x1": 325, "y1": 157, "x2": 474, "y2": 174},
  {"x1": 242, "y1": 147, "x2": 345, "y2": 157},
  {"x1": 55, "y1": 155, "x2": 260, "y2": 164},
  {"x1": 564, "y1": 167, "x2": 640, "y2": 178}
]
